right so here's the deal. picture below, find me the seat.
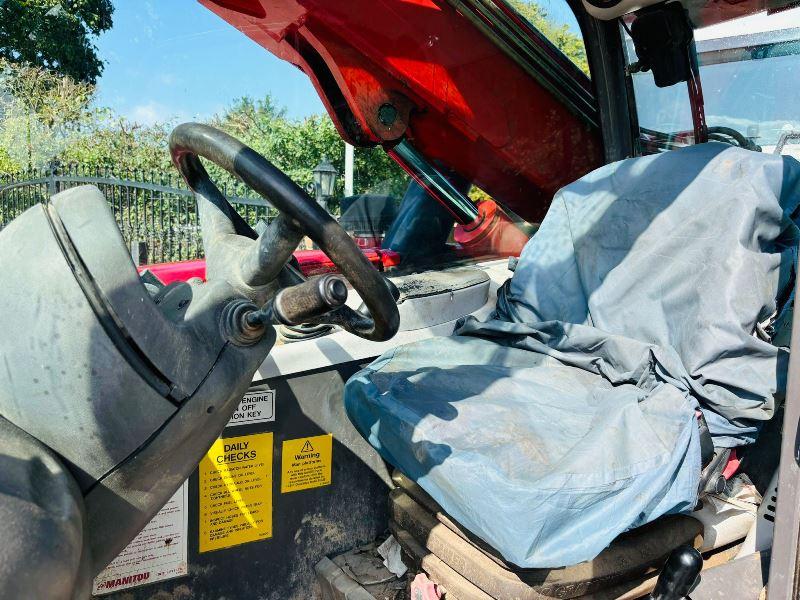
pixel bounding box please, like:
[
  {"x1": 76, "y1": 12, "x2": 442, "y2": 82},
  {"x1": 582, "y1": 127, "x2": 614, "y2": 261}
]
[{"x1": 344, "y1": 143, "x2": 800, "y2": 587}]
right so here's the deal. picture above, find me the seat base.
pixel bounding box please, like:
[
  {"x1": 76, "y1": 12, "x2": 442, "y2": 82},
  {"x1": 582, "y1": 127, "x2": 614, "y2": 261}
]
[{"x1": 390, "y1": 472, "x2": 703, "y2": 599}]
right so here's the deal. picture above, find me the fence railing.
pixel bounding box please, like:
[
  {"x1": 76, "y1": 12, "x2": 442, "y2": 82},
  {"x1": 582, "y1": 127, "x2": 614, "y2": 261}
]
[{"x1": 0, "y1": 164, "x2": 278, "y2": 264}]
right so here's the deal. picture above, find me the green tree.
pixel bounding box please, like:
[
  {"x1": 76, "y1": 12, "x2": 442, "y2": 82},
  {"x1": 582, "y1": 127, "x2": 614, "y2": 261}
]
[
  {"x1": 0, "y1": 58, "x2": 96, "y2": 170},
  {"x1": 213, "y1": 96, "x2": 407, "y2": 204},
  {"x1": 47, "y1": 94, "x2": 407, "y2": 207},
  {"x1": 0, "y1": 147, "x2": 16, "y2": 173},
  {"x1": 61, "y1": 115, "x2": 174, "y2": 174},
  {"x1": 0, "y1": 0, "x2": 113, "y2": 84},
  {"x1": 509, "y1": 0, "x2": 589, "y2": 75}
]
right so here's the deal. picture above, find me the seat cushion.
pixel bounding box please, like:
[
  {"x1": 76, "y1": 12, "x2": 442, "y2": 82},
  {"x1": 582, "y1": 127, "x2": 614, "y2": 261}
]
[
  {"x1": 345, "y1": 333, "x2": 702, "y2": 568},
  {"x1": 344, "y1": 144, "x2": 800, "y2": 569}
]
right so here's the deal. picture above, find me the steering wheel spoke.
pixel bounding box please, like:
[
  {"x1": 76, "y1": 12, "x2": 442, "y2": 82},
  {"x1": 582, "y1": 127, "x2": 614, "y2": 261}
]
[{"x1": 241, "y1": 214, "x2": 305, "y2": 288}]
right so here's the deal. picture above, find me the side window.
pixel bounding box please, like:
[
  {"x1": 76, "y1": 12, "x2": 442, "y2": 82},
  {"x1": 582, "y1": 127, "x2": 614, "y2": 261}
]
[{"x1": 504, "y1": 0, "x2": 591, "y2": 76}]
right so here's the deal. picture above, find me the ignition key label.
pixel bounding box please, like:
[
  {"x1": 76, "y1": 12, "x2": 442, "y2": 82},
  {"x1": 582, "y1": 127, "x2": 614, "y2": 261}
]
[{"x1": 228, "y1": 389, "x2": 275, "y2": 427}]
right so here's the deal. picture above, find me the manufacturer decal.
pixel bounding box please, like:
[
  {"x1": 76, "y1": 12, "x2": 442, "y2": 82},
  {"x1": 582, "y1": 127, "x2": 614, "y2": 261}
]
[{"x1": 93, "y1": 482, "x2": 188, "y2": 595}]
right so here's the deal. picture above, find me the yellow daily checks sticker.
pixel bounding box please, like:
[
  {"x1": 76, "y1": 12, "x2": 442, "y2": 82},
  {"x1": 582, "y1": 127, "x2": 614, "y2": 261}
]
[
  {"x1": 199, "y1": 432, "x2": 273, "y2": 552},
  {"x1": 281, "y1": 434, "x2": 333, "y2": 493}
]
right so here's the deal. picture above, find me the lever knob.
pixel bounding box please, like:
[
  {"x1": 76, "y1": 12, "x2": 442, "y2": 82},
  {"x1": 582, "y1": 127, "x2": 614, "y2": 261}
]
[
  {"x1": 248, "y1": 274, "x2": 349, "y2": 327},
  {"x1": 650, "y1": 545, "x2": 703, "y2": 600}
]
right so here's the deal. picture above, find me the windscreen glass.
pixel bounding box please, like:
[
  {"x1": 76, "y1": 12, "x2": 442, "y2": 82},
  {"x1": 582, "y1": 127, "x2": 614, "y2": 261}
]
[{"x1": 624, "y1": 8, "x2": 800, "y2": 157}]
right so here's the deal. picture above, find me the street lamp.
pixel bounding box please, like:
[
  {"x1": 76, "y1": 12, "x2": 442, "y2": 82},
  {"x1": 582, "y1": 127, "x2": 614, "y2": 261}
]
[{"x1": 312, "y1": 157, "x2": 338, "y2": 209}]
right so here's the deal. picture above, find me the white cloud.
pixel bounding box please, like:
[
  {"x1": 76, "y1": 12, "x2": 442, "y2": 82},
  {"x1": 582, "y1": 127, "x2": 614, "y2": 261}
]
[
  {"x1": 129, "y1": 101, "x2": 171, "y2": 125},
  {"x1": 138, "y1": 1, "x2": 162, "y2": 41},
  {"x1": 127, "y1": 101, "x2": 191, "y2": 126},
  {"x1": 144, "y1": 1, "x2": 160, "y2": 24}
]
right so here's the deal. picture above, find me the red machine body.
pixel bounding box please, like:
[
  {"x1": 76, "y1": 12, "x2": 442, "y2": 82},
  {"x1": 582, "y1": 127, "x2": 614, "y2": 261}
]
[{"x1": 199, "y1": 0, "x2": 603, "y2": 224}]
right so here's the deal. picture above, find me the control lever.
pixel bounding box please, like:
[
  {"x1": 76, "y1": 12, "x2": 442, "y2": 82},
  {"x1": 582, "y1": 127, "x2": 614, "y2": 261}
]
[
  {"x1": 248, "y1": 274, "x2": 349, "y2": 327},
  {"x1": 649, "y1": 545, "x2": 703, "y2": 600}
]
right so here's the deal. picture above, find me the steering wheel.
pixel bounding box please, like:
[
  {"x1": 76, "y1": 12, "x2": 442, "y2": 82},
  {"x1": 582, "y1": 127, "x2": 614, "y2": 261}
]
[{"x1": 169, "y1": 123, "x2": 399, "y2": 342}]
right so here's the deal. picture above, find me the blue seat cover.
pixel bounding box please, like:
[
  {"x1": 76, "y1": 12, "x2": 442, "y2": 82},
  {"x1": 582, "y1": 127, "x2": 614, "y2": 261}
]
[{"x1": 345, "y1": 144, "x2": 800, "y2": 568}]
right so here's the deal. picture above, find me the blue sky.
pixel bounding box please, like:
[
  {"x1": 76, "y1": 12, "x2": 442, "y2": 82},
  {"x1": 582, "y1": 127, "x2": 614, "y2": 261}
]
[
  {"x1": 93, "y1": 1, "x2": 325, "y2": 125},
  {"x1": 93, "y1": 0, "x2": 583, "y2": 126}
]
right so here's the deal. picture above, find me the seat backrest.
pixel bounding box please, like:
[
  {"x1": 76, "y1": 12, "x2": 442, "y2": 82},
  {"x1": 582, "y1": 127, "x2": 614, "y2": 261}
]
[{"x1": 499, "y1": 143, "x2": 800, "y2": 443}]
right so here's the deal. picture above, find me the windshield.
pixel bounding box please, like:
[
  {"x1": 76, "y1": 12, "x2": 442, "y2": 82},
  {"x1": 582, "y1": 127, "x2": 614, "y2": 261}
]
[
  {"x1": 1, "y1": 1, "x2": 563, "y2": 278},
  {"x1": 624, "y1": 8, "x2": 800, "y2": 156}
]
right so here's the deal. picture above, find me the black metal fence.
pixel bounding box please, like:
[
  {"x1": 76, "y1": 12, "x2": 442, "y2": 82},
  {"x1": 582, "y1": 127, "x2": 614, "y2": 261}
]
[{"x1": 0, "y1": 164, "x2": 277, "y2": 263}]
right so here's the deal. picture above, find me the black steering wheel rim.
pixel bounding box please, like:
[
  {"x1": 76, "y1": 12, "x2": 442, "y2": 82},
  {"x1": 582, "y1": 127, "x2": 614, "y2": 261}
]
[
  {"x1": 707, "y1": 126, "x2": 761, "y2": 152},
  {"x1": 169, "y1": 122, "x2": 399, "y2": 342}
]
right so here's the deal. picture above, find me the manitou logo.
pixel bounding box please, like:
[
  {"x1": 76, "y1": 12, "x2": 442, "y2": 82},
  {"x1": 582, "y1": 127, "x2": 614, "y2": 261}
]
[{"x1": 100, "y1": 572, "x2": 150, "y2": 589}]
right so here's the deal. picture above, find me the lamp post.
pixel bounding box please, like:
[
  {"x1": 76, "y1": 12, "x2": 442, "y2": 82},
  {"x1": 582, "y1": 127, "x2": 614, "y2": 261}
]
[{"x1": 312, "y1": 157, "x2": 338, "y2": 211}]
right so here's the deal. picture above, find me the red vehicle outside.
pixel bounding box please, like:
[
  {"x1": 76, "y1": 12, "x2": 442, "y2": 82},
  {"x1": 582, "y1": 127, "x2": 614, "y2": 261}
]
[
  {"x1": 140, "y1": 197, "x2": 528, "y2": 283},
  {"x1": 140, "y1": 248, "x2": 392, "y2": 283}
]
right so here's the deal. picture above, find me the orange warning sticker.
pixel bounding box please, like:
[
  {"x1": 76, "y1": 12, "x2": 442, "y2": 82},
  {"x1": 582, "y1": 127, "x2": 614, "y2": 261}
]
[
  {"x1": 281, "y1": 434, "x2": 333, "y2": 493},
  {"x1": 199, "y1": 432, "x2": 273, "y2": 552}
]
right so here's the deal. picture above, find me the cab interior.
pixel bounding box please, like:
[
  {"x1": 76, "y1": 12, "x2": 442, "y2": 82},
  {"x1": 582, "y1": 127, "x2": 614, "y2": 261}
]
[{"x1": 0, "y1": 0, "x2": 798, "y2": 599}]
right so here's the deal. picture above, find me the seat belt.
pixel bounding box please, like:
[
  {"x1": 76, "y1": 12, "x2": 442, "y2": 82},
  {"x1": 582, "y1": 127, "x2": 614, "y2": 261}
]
[
  {"x1": 696, "y1": 410, "x2": 715, "y2": 469},
  {"x1": 696, "y1": 410, "x2": 731, "y2": 496}
]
